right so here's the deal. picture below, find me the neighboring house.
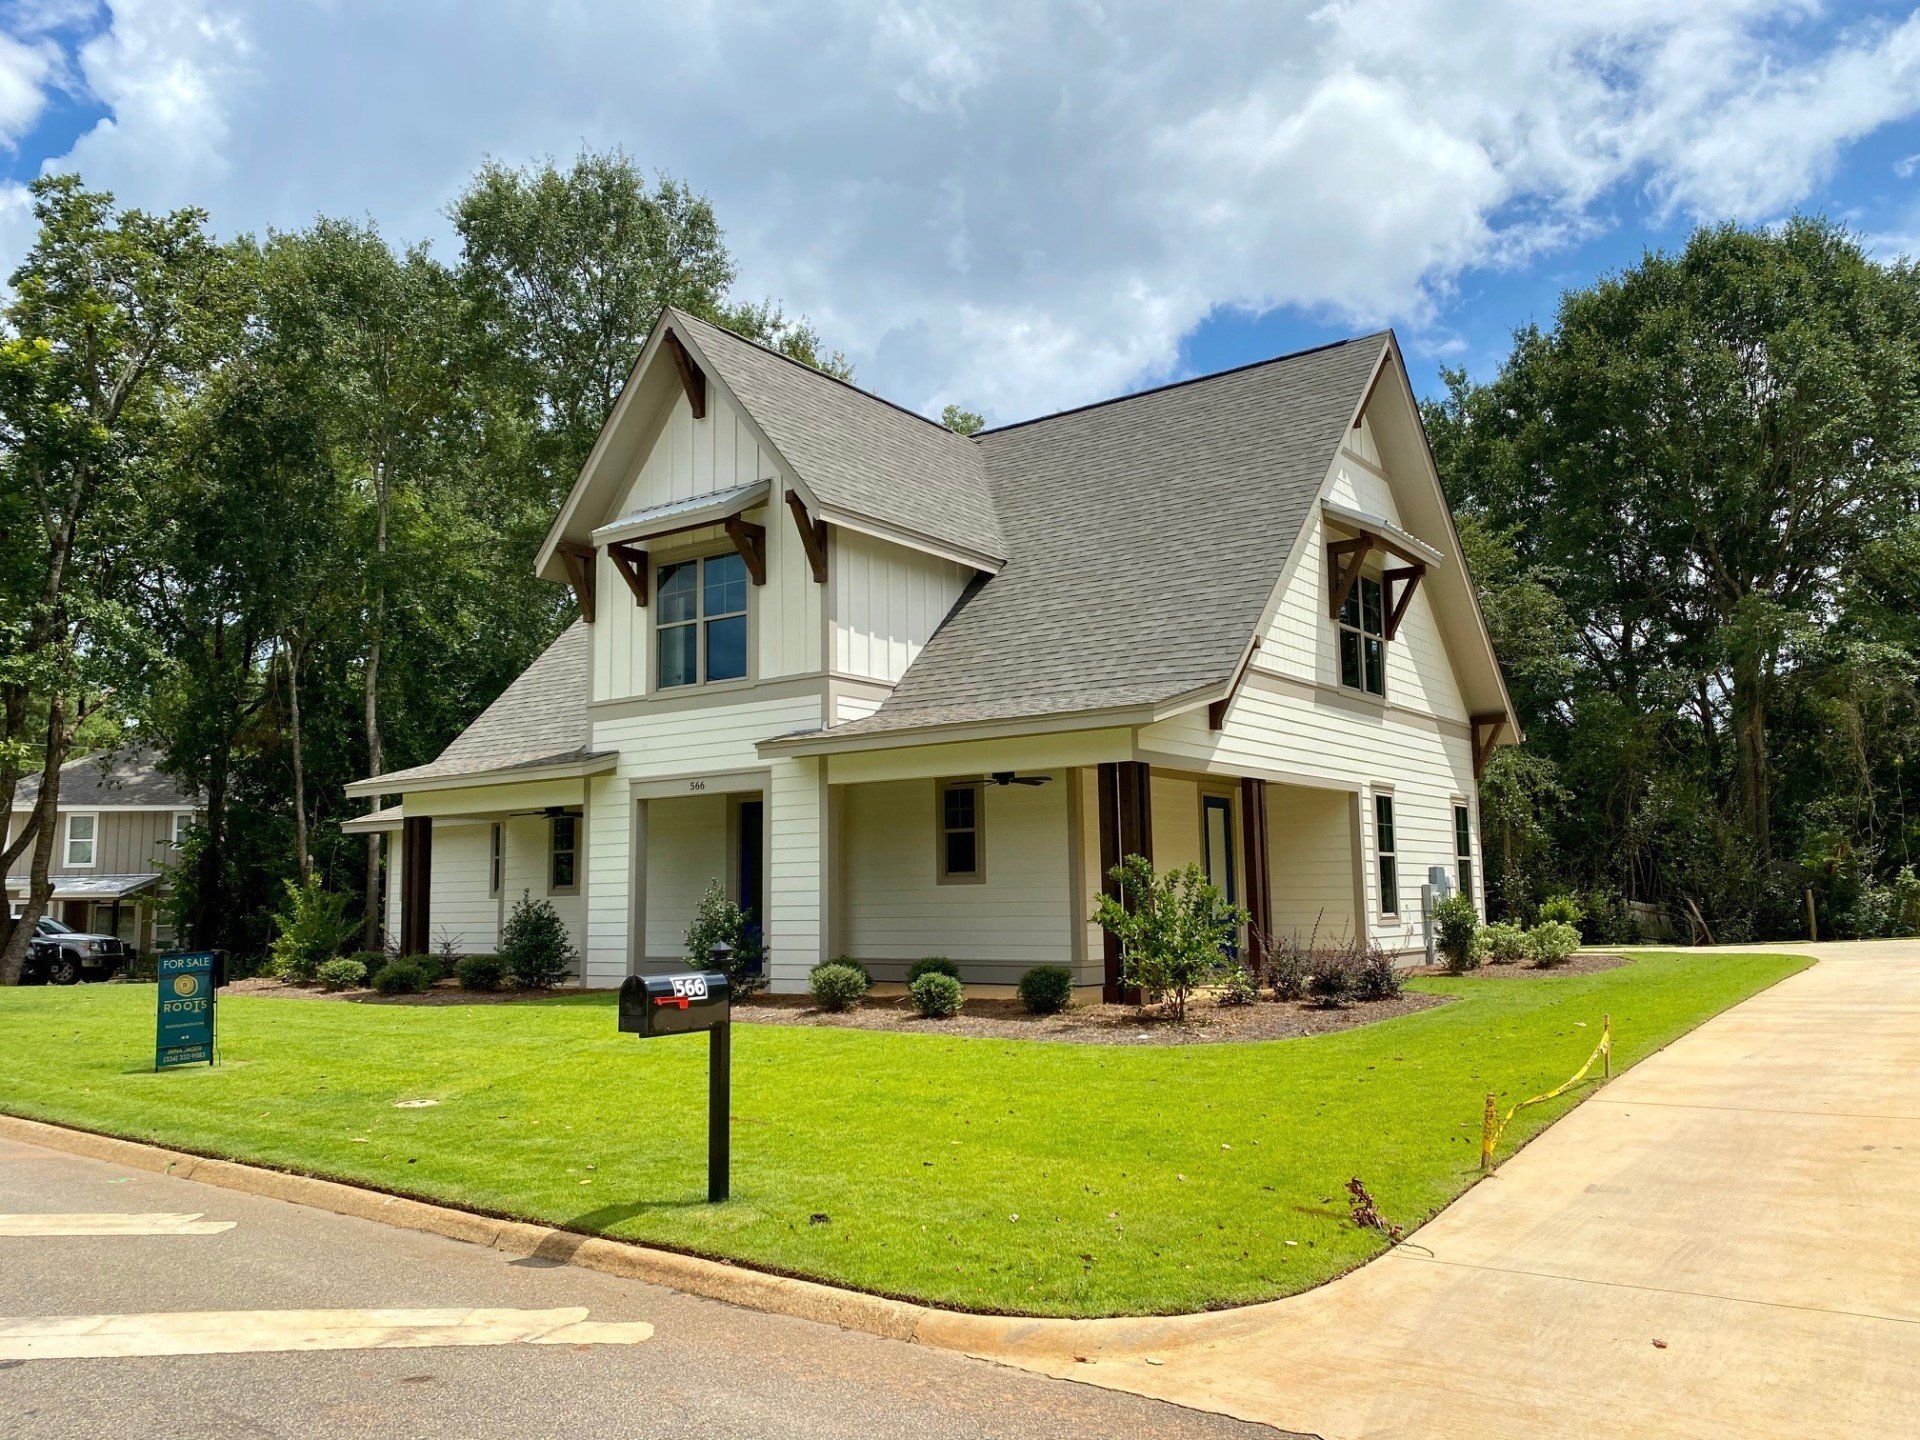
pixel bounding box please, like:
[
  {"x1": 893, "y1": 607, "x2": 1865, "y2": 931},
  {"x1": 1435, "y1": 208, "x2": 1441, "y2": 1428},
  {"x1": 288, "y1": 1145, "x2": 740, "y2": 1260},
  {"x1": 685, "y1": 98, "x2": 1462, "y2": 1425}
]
[
  {"x1": 346, "y1": 309, "x2": 1518, "y2": 994},
  {"x1": 6, "y1": 746, "x2": 204, "y2": 952}
]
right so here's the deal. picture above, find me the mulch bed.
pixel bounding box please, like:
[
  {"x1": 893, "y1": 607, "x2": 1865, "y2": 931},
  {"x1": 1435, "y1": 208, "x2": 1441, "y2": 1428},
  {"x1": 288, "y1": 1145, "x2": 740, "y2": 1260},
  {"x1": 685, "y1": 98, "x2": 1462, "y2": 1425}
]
[
  {"x1": 731, "y1": 989, "x2": 1453, "y2": 1046},
  {"x1": 221, "y1": 976, "x2": 569, "y2": 1006},
  {"x1": 1407, "y1": 952, "x2": 1630, "y2": 980}
]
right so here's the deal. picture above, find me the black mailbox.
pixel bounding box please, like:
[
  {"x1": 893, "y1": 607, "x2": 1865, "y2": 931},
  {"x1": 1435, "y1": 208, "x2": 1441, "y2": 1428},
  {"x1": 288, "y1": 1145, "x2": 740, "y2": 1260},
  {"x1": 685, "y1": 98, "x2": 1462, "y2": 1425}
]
[{"x1": 618, "y1": 971, "x2": 730, "y2": 1037}]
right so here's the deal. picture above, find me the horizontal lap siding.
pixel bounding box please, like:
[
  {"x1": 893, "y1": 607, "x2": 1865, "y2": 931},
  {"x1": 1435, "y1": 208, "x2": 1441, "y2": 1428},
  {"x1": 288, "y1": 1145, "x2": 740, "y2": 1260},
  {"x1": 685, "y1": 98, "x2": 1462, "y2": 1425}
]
[
  {"x1": 643, "y1": 796, "x2": 728, "y2": 963},
  {"x1": 426, "y1": 821, "x2": 496, "y2": 954},
  {"x1": 768, "y1": 758, "x2": 823, "y2": 990},
  {"x1": 840, "y1": 774, "x2": 1072, "y2": 984},
  {"x1": 1265, "y1": 786, "x2": 1358, "y2": 945}
]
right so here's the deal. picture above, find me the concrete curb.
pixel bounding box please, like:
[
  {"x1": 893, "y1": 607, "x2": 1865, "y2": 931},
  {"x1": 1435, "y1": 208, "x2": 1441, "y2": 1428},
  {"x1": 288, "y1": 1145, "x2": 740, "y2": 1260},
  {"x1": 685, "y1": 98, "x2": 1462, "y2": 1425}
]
[{"x1": 0, "y1": 1111, "x2": 1097, "y2": 1359}]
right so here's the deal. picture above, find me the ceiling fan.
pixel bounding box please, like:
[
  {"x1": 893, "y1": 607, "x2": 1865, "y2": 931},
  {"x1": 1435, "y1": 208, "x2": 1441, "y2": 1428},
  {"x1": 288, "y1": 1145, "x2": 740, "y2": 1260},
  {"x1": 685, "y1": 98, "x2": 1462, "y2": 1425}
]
[{"x1": 987, "y1": 772, "x2": 1052, "y2": 787}]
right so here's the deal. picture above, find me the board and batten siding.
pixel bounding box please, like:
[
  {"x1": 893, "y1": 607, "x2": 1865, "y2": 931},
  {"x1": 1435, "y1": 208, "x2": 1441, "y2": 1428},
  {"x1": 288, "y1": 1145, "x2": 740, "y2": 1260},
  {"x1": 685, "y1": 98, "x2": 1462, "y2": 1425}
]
[
  {"x1": 829, "y1": 527, "x2": 972, "y2": 684},
  {"x1": 6, "y1": 809, "x2": 182, "y2": 884},
  {"x1": 590, "y1": 384, "x2": 822, "y2": 702},
  {"x1": 838, "y1": 773, "x2": 1073, "y2": 983}
]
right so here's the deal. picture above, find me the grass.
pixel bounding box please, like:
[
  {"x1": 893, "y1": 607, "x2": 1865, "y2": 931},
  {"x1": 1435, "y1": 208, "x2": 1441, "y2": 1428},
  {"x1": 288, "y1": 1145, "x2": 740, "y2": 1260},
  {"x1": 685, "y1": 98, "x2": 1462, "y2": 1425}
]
[{"x1": 0, "y1": 949, "x2": 1806, "y2": 1317}]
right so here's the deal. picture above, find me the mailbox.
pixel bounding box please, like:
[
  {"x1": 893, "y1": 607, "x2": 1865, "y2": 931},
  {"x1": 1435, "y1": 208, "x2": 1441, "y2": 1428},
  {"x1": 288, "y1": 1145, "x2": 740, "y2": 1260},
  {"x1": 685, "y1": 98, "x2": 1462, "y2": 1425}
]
[{"x1": 618, "y1": 971, "x2": 730, "y2": 1037}]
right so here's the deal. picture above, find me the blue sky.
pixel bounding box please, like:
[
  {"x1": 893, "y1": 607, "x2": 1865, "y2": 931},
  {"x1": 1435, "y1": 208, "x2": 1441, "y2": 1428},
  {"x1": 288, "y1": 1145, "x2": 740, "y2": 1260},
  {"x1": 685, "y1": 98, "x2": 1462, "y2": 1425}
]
[{"x1": 2, "y1": 2, "x2": 1918, "y2": 415}]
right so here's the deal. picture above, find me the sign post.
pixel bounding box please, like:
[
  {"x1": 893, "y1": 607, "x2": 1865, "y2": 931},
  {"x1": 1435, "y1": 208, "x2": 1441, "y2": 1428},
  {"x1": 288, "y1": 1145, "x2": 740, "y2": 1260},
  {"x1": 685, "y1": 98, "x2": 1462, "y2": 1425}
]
[
  {"x1": 617, "y1": 964, "x2": 732, "y2": 1202},
  {"x1": 154, "y1": 950, "x2": 222, "y2": 1071}
]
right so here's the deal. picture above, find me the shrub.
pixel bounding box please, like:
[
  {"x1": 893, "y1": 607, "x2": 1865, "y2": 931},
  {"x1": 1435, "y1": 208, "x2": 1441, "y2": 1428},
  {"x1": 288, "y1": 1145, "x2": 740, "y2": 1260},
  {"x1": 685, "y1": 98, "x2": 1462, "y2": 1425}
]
[
  {"x1": 1525, "y1": 920, "x2": 1581, "y2": 968},
  {"x1": 456, "y1": 953, "x2": 505, "y2": 991},
  {"x1": 1266, "y1": 940, "x2": 1308, "y2": 1001},
  {"x1": 499, "y1": 891, "x2": 576, "y2": 989},
  {"x1": 1307, "y1": 951, "x2": 1358, "y2": 1007},
  {"x1": 1537, "y1": 893, "x2": 1584, "y2": 927},
  {"x1": 372, "y1": 959, "x2": 429, "y2": 995},
  {"x1": 1478, "y1": 921, "x2": 1529, "y2": 965},
  {"x1": 908, "y1": 971, "x2": 963, "y2": 1018},
  {"x1": 1434, "y1": 891, "x2": 1480, "y2": 974},
  {"x1": 683, "y1": 878, "x2": 766, "y2": 995},
  {"x1": 1351, "y1": 944, "x2": 1402, "y2": 1001},
  {"x1": 1218, "y1": 963, "x2": 1259, "y2": 1006},
  {"x1": 814, "y1": 956, "x2": 873, "y2": 985},
  {"x1": 1895, "y1": 866, "x2": 1920, "y2": 937},
  {"x1": 1018, "y1": 964, "x2": 1074, "y2": 1015},
  {"x1": 810, "y1": 961, "x2": 869, "y2": 1012},
  {"x1": 907, "y1": 956, "x2": 960, "y2": 985},
  {"x1": 1091, "y1": 855, "x2": 1248, "y2": 1021},
  {"x1": 267, "y1": 874, "x2": 351, "y2": 983},
  {"x1": 315, "y1": 957, "x2": 368, "y2": 992}
]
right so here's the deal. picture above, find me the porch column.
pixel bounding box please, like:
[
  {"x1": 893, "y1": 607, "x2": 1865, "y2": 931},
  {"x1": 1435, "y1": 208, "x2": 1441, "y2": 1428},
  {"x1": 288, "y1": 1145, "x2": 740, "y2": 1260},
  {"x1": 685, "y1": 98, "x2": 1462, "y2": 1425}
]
[
  {"x1": 400, "y1": 816, "x2": 433, "y2": 957},
  {"x1": 1239, "y1": 777, "x2": 1273, "y2": 976},
  {"x1": 1095, "y1": 761, "x2": 1153, "y2": 1003}
]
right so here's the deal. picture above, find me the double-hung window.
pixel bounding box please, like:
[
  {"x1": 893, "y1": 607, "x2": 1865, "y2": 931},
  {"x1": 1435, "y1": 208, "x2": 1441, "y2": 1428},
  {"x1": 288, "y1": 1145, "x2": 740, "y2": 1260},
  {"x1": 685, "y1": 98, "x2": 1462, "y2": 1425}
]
[
  {"x1": 1374, "y1": 793, "x2": 1398, "y2": 916},
  {"x1": 549, "y1": 813, "x2": 578, "y2": 895},
  {"x1": 1453, "y1": 803, "x2": 1474, "y2": 899},
  {"x1": 937, "y1": 781, "x2": 983, "y2": 883},
  {"x1": 64, "y1": 813, "x2": 96, "y2": 867},
  {"x1": 1338, "y1": 574, "x2": 1386, "y2": 697},
  {"x1": 656, "y1": 551, "x2": 748, "y2": 689},
  {"x1": 172, "y1": 811, "x2": 192, "y2": 847}
]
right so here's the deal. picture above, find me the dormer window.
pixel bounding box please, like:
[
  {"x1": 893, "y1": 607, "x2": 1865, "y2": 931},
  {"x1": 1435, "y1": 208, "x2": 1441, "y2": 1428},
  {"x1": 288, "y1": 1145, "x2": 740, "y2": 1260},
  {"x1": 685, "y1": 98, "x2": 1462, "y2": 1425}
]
[
  {"x1": 1338, "y1": 574, "x2": 1386, "y2": 697},
  {"x1": 656, "y1": 551, "x2": 749, "y2": 688}
]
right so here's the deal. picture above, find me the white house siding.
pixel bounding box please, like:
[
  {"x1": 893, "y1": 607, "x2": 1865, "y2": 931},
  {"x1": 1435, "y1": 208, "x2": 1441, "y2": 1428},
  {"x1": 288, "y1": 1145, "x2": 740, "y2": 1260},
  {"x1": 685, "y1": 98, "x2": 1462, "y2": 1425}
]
[
  {"x1": 829, "y1": 527, "x2": 973, "y2": 683},
  {"x1": 838, "y1": 772, "x2": 1073, "y2": 984},
  {"x1": 640, "y1": 795, "x2": 729, "y2": 964},
  {"x1": 767, "y1": 756, "x2": 826, "y2": 992},
  {"x1": 590, "y1": 384, "x2": 821, "y2": 702},
  {"x1": 1264, "y1": 783, "x2": 1361, "y2": 946},
  {"x1": 425, "y1": 819, "x2": 496, "y2": 954}
]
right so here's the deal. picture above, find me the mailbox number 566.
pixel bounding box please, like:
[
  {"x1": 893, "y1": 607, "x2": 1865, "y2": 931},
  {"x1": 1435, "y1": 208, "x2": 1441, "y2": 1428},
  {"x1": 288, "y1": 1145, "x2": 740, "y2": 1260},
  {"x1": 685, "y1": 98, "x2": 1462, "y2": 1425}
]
[{"x1": 672, "y1": 975, "x2": 708, "y2": 1000}]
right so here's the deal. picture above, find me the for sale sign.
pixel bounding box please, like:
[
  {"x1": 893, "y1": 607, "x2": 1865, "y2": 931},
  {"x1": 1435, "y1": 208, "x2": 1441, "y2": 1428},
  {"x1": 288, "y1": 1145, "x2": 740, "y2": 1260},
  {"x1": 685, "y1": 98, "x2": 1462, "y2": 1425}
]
[{"x1": 155, "y1": 951, "x2": 218, "y2": 1070}]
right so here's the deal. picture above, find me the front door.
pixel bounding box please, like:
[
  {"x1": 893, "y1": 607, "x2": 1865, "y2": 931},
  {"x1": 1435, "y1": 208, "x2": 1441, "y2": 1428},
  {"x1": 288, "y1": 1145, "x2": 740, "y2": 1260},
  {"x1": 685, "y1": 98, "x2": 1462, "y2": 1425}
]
[
  {"x1": 737, "y1": 799, "x2": 765, "y2": 974},
  {"x1": 1202, "y1": 795, "x2": 1237, "y2": 904}
]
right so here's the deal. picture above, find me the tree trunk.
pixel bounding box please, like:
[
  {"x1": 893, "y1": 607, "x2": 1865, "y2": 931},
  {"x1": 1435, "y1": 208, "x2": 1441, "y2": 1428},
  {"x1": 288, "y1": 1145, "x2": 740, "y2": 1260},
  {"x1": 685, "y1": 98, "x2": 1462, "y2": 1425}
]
[
  {"x1": 287, "y1": 639, "x2": 310, "y2": 881},
  {"x1": 361, "y1": 459, "x2": 390, "y2": 949},
  {"x1": 1733, "y1": 655, "x2": 1773, "y2": 863},
  {"x1": 0, "y1": 696, "x2": 69, "y2": 985}
]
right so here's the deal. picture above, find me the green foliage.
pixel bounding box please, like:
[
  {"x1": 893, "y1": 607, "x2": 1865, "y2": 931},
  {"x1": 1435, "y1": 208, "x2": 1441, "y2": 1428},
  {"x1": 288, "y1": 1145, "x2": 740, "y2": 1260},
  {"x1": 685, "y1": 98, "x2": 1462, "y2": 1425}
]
[
  {"x1": 498, "y1": 891, "x2": 575, "y2": 989},
  {"x1": 371, "y1": 959, "x2": 429, "y2": 995},
  {"x1": 1351, "y1": 945, "x2": 1403, "y2": 1001},
  {"x1": 1218, "y1": 963, "x2": 1259, "y2": 1006},
  {"x1": 267, "y1": 875, "x2": 352, "y2": 983},
  {"x1": 682, "y1": 878, "x2": 764, "y2": 995},
  {"x1": 1478, "y1": 921, "x2": 1529, "y2": 965},
  {"x1": 906, "y1": 957, "x2": 959, "y2": 984},
  {"x1": 817, "y1": 956, "x2": 872, "y2": 984},
  {"x1": 908, "y1": 971, "x2": 963, "y2": 1018},
  {"x1": 1537, "y1": 894, "x2": 1583, "y2": 927},
  {"x1": 1525, "y1": 921, "x2": 1581, "y2": 968},
  {"x1": 1894, "y1": 867, "x2": 1920, "y2": 937},
  {"x1": 315, "y1": 957, "x2": 367, "y2": 991},
  {"x1": 1091, "y1": 855, "x2": 1248, "y2": 1021},
  {"x1": 1017, "y1": 964, "x2": 1074, "y2": 1015},
  {"x1": 940, "y1": 404, "x2": 985, "y2": 436},
  {"x1": 809, "y1": 961, "x2": 869, "y2": 1013},
  {"x1": 456, "y1": 954, "x2": 505, "y2": 991},
  {"x1": 1434, "y1": 892, "x2": 1480, "y2": 974}
]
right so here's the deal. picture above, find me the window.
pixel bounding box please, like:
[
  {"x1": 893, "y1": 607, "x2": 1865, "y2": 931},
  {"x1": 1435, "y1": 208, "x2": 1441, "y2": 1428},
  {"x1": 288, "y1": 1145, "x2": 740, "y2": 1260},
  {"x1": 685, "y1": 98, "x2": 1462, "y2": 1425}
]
[
  {"x1": 1338, "y1": 574, "x2": 1386, "y2": 697},
  {"x1": 489, "y1": 822, "x2": 503, "y2": 898},
  {"x1": 1201, "y1": 796, "x2": 1236, "y2": 903},
  {"x1": 656, "y1": 551, "x2": 748, "y2": 688},
  {"x1": 1454, "y1": 803, "x2": 1474, "y2": 899},
  {"x1": 172, "y1": 812, "x2": 192, "y2": 847},
  {"x1": 937, "y1": 781, "x2": 983, "y2": 883},
  {"x1": 549, "y1": 813, "x2": 579, "y2": 894},
  {"x1": 1375, "y1": 793, "x2": 1398, "y2": 916},
  {"x1": 64, "y1": 813, "x2": 96, "y2": 867}
]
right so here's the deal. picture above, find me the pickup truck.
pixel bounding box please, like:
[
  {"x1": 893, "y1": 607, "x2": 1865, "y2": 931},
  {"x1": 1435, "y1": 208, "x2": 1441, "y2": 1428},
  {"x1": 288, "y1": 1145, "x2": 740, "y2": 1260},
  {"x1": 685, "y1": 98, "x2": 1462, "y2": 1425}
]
[{"x1": 23, "y1": 916, "x2": 135, "y2": 984}]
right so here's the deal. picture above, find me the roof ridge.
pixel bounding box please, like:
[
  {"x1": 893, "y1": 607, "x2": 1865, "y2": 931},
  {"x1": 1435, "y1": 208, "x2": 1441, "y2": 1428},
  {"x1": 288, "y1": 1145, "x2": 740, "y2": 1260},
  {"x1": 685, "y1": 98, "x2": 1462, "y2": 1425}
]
[
  {"x1": 976, "y1": 331, "x2": 1392, "y2": 438},
  {"x1": 666, "y1": 306, "x2": 976, "y2": 448}
]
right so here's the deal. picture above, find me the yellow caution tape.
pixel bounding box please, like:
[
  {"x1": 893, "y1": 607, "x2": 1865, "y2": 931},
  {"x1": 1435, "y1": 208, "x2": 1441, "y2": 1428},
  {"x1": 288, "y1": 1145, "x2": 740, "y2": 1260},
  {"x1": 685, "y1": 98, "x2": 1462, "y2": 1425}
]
[{"x1": 1481, "y1": 1014, "x2": 1611, "y2": 1172}]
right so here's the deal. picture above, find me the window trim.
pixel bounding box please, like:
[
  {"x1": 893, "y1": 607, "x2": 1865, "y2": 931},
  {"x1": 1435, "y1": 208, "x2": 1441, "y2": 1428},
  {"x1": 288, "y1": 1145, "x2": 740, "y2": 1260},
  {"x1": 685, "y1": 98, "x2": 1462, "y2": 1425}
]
[
  {"x1": 935, "y1": 778, "x2": 986, "y2": 885},
  {"x1": 1199, "y1": 793, "x2": 1237, "y2": 905},
  {"x1": 489, "y1": 821, "x2": 504, "y2": 899},
  {"x1": 1374, "y1": 791, "x2": 1399, "y2": 917},
  {"x1": 548, "y1": 811, "x2": 580, "y2": 896},
  {"x1": 652, "y1": 544, "x2": 753, "y2": 693},
  {"x1": 1453, "y1": 801, "x2": 1474, "y2": 900},
  {"x1": 64, "y1": 812, "x2": 97, "y2": 869},
  {"x1": 171, "y1": 811, "x2": 192, "y2": 847},
  {"x1": 1336, "y1": 570, "x2": 1388, "y2": 700}
]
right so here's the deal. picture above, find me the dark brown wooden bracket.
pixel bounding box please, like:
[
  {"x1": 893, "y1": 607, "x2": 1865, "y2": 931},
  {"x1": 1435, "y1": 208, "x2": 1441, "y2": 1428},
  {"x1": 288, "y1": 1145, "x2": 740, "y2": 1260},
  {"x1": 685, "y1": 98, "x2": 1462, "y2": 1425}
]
[
  {"x1": 1382, "y1": 563, "x2": 1426, "y2": 642},
  {"x1": 1327, "y1": 534, "x2": 1375, "y2": 619},
  {"x1": 785, "y1": 490, "x2": 828, "y2": 583},
  {"x1": 557, "y1": 541, "x2": 597, "y2": 623},
  {"x1": 724, "y1": 516, "x2": 767, "y2": 585},
  {"x1": 664, "y1": 332, "x2": 707, "y2": 419},
  {"x1": 1471, "y1": 712, "x2": 1508, "y2": 779},
  {"x1": 607, "y1": 542, "x2": 648, "y2": 607}
]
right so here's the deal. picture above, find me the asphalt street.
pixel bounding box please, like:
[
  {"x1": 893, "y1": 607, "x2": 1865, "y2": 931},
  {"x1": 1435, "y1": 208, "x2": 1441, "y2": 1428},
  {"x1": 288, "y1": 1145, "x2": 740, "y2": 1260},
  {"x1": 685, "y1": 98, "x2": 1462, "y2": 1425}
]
[{"x1": 0, "y1": 1133, "x2": 1277, "y2": 1439}]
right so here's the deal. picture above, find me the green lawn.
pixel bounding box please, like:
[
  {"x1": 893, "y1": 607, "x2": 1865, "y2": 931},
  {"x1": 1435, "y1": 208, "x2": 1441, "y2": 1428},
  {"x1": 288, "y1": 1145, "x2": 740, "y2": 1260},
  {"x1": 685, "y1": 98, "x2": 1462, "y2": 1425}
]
[{"x1": 0, "y1": 949, "x2": 1805, "y2": 1317}]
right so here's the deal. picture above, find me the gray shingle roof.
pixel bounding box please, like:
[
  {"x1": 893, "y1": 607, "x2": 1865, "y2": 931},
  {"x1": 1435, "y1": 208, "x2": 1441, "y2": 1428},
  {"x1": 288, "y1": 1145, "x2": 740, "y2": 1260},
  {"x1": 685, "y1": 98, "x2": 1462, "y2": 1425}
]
[
  {"x1": 801, "y1": 334, "x2": 1390, "y2": 741},
  {"x1": 12, "y1": 746, "x2": 200, "y2": 809},
  {"x1": 668, "y1": 309, "x2": 1005, "y2": 563},
  {"x1": 362, "y1": 622, "x2": 607, "y2": 790}
]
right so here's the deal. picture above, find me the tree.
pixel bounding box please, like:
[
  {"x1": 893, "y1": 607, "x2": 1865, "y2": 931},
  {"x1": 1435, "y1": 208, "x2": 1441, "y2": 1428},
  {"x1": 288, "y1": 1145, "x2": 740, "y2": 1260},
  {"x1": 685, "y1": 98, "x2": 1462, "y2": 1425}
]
[
  {"x1": 0, "y1": 176, "x2": 233, "y2": 983},
  {"x1": 941, "y1": 404, "x2": 985, "y2": 436},
  {"x1": 1090, "y1": 855, "x2": 1246, "y2": 1021}
]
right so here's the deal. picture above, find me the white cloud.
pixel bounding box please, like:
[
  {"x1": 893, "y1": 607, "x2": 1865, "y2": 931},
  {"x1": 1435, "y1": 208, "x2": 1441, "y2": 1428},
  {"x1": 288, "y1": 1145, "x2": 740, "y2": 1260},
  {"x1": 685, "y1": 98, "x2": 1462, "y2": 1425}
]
[
  {"x1": 9, "y1": 0, "x2": 1920, "y2": 417},
  {"x1": 0, "y1": 29, "x2": 57, "y2": 145}
]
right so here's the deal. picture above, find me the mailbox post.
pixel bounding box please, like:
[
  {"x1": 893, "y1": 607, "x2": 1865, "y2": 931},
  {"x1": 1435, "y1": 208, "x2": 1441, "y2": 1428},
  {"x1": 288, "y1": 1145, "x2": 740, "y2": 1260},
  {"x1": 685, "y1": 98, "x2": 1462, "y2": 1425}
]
[{"x1": 617, "y1": 962, "x2": 732, "y2": 1202}]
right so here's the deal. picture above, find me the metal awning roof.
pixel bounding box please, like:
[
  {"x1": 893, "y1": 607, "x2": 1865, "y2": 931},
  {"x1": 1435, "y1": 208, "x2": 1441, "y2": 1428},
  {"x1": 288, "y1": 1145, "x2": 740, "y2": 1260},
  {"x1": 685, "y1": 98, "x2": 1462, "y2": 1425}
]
[
  {"x1": 1321, "y1": 498, "x2": 1445, "y2": 568},
  {"x1": 590, "y1": 479, "x2": 771, "y2": 548},
  {"x1": 4, "y1": 873, "x2": 163, "y2": 901}
]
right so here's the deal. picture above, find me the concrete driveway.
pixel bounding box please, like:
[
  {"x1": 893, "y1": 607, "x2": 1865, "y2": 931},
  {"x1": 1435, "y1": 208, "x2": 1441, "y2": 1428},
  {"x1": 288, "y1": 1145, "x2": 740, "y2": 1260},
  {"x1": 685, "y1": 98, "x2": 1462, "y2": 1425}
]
[{"x1": 949, "y1": 942, "x2": 1920, "y2": 1439}]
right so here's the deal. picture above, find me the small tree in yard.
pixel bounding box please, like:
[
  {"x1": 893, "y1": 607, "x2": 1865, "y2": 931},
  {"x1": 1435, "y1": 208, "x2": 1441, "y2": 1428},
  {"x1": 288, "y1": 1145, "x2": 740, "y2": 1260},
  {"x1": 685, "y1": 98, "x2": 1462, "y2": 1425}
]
[
  {"x1": 683, "y1": 877, "x2": 764, "y2": 994},
  {"x1": 499, "y1": 891, "x2": 575, "y2": 989},
  {"x1": 267, "y1": 874, "x2": 351, "y2": 983},
  {"x1": 1434, "y1": 891, "x2": 1480, "y2": 974},
  {"x1": 1091, "y1": 855, "x2": 1247, "y2": 1022}
]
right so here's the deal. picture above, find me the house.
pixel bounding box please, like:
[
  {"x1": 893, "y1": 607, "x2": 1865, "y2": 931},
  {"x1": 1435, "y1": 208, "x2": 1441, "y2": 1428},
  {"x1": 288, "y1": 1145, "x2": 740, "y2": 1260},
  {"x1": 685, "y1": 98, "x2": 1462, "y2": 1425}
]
[
  {"x1": 6, "y1": 746, "x2": 204, "y2": 951},
  {"x1": 345, "y1": 309, "x2": 1517, "y2": 994}
]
